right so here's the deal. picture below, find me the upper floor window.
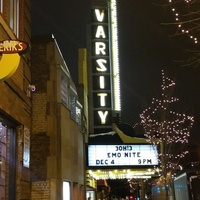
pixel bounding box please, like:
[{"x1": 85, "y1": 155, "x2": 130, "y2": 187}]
[
  {"x1": 76, "y1": 101, "x2": 82, "y2": 130},
  {"x1": 70, "y1": 88, "x2": 77, "y2": 121},
  {"x1": 60, "y1": 70, "x2": 69, "y2": 108},
  {"x1": 0, "y1": 0, "x2": 3, "y2": 13},
  {"x1": 10, "y1": 0, "x2": 19, "y2": 37}
]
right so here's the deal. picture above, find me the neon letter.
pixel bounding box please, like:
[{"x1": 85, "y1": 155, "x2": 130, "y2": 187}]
[
  {"x1": 98, "y1": 111, "x2": 108, "y2": 124},
  {"x1": 95, "y1": 9, "x2": 104, "y2": 22},
  {"x1": 96, "y1": 26, "x2": 106, "y2": 38},
  {"x1": 97, "y1": 93, "x2": 107, "y2": 106},
  {"x1": 96, "y1": 59, "x2": 107, "y2": 71},
  {"x1": 95, "y1": 42, "x2": 106, "y2": 55},
  {"x1": 99, "y1": 76, "x2": 105, "y2": 89}
]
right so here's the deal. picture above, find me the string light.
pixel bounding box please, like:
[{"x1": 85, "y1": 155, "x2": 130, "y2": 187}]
[
  {"x1": 140, "y1": 70, "x2": 194, "y2": 177},
  {"x1": 168, "y1": 0, "x2": 199, "y2": 44}
]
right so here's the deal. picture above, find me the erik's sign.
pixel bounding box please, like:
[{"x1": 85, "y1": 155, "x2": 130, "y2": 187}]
[{"x1": 0, "y1": 40, "x2": 29, "y2": 81}]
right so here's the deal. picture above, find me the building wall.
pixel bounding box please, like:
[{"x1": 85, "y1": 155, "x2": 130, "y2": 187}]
[
  {"x1": 30, "y1": 35, "x2": 86, "y2": 200},
  {"x1": 0, "y1": 1, "x2": 31, "y2": 200}
]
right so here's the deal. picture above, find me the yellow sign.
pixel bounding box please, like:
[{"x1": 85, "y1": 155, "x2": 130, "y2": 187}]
[{"x1": 0, "y1": 40, "x2": 29, "y2": 81}]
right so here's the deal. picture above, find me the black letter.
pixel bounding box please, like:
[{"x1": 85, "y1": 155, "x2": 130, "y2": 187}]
[
  {"x1": 147, "y1": 159, "x2": 152, "y2": 164},
  {"x1": 124, "y1": 152, "x2": 128, "y2": 157},
  {"x1": 96, "y1": 160, "x2": 100, "y2": 165}
]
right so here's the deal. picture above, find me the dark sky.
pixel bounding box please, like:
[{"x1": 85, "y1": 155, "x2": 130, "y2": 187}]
[{"x1": 31, "y1": 0, "x2": 200, "y2": 144}]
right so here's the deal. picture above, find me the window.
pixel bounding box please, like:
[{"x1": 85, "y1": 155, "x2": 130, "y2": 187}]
[
  {"x1": 0, "y1": 122, "x2": 16, "y2": 200},
  {"x1": 10, "y1": 0, "x2": 19, "y2": 37},
  {"x1": 69, "y1": 88, "x2": 77, "y2": 121},
  {"x1": 63, "y1": 181, "x2": 70, "y2": 200},
  {"x1": 0, "y1": 0, "x2": 3, "y2": 13},
  {"x1": 60, "y1": 71, "x2": 69, "y2": 108},
  {"x1": 0, "y1": 123, "x2": 6, "y2": 199},
  {"x1": 76, "y1": 101, "x2": 82, "y2": 130}
]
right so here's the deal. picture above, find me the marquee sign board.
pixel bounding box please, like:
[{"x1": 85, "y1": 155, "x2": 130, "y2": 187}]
[{"x1": 87, "y1": 144, "x2": 159, "y2": 168}]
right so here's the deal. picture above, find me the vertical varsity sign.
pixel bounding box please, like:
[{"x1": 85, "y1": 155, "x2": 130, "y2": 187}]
[{"x1": 91, "y1": 8, "x2": 112, "y2": 132}]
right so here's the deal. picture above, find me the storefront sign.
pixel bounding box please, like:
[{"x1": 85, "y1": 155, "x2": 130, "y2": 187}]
[
  {"x1": 0, "y1": 40, "x2": 29, "y2": 81},
  {"x1": 87, "y1": 144, "x2": 159, "y2": 168},
  {"x1": 0, "y1": 40, "x2": 28, "y2": 53}
]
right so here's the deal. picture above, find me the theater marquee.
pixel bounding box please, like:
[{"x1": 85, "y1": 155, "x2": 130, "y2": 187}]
[{"x1": 87, "y1": 144, "x2": 159, "y2": 168}]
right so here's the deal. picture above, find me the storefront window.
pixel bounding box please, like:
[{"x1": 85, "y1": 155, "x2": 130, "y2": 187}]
[
  {"x1": 0, "y1": 121, "x2": 16, "y2": 199},
  {"x1": 63, "y1": 181, "x2": 70, "y2": 200},
  {"x1": 86, "y1": 190, "x2": 95, "y2": 200},
  {"x1": 0, "y1": 122, "x2": 6, "y2": 199}
]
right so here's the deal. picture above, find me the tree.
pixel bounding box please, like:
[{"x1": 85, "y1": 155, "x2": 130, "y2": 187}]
[{"x1": 140, "y1": 70, "x2": 194, "y2": 199}]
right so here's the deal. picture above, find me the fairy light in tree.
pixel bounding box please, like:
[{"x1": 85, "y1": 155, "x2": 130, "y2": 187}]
[
  {"x1": 168, "y1": 0, "x2": 199, "y2": 44},
  {"x1": 140, "y1": 70, "x2": 194, "y2": 177}
]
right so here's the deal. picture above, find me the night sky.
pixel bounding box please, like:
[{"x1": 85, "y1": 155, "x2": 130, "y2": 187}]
[{"x1": 31, "y1": 0, "x2": 200, "y2": 145}]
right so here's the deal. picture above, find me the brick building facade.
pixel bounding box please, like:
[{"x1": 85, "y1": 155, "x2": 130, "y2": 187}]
[
  {"x1": 0, "y1": 1, "x2": 32, "y2": 199},
  {"x1": 30, "y1": 35, "x2": 86, "y2": 200}
]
